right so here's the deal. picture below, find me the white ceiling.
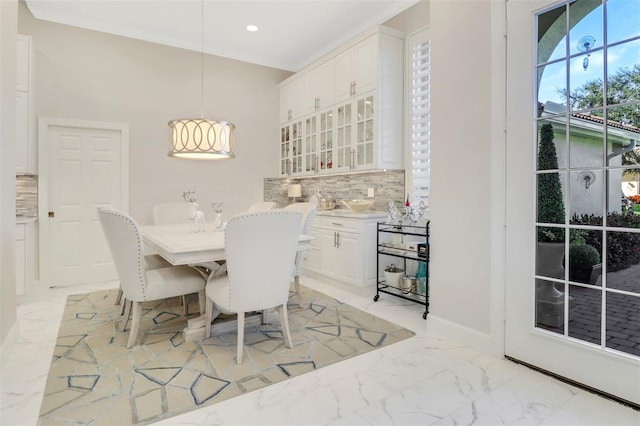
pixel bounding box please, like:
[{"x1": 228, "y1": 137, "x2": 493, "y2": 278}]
[{"x1": 24, "y1": 0, "x2": 420, "y2": 71}]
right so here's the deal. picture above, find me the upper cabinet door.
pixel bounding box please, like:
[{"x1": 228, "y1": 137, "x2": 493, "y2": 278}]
[
  {"x1": 279, "y1": 77, "x2": 304, "y2": 123},
  {"x1": 353, "y1": 35, "x2": 377, "y2": 96},
  {"x1": 16, "y1": 35, "x2": 30, "y2": 92},
  {"x1": 303, "y1": 59, "x2": 335, "y2": 114},
  {"x1": 335, "y1": 34, "x2": 378, "y2": 102}
]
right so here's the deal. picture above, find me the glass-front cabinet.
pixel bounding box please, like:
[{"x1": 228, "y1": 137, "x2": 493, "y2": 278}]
[
  {"x1": 335, "y1": 102, "x2": 353, "y2": 170},
  {"x1": 356, "y1": 94, "x2": 375, "y2": 167},
  {"x1": 279, "y1": 120, "x2": 302, "y2": 176},
  {"x1": 318, "y1": 109, "x2": 334, "y2": 172},
  {"x1": 277, "y1": 26, "x2": 404, "y2": 177},
  {"x1": 304, "y1": 116, "x2": 317, "y2": 173}
]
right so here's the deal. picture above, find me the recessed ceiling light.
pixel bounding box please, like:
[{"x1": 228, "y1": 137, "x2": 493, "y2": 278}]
[{"x1": 246, "y1": 25, "x2": 258, "y2": 32}]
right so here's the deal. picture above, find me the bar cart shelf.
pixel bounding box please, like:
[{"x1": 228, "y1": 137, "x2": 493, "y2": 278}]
[{"x1": 374, "y1": 222, "x2": 430, "y2": 319}]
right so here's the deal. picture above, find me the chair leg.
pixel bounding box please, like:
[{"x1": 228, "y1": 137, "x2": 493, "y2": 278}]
[
  {"x1": 120, "y1": 299, "x2": 132, "y2": 331},
  {"x1": 276, "y1": 303, "x2": 293, "y2": 349},
  {"x1": 204, "y1": 297, "x2": 214, "y2": 339},
  {"x1": 236, "y1": 312, "x2": 245, "y2": 364},
  {"x1": 183, "y1": 295, "x2": 189, "y2": 315},
  {"x1": 115, "y1": 286, "x2": 123, "y2": 305},
  {"x1": 197, "y1": 290, "x2": 206, "y2": 315},
  {"x1": 294, "y1": 275, "x2": 302, "y2": 308},
  {"x1": 119, "y1": 297, "x2": 127, "y2": 316},
  {"x1": 127, "y1": 301, "x2": 142, "y2": 348}
]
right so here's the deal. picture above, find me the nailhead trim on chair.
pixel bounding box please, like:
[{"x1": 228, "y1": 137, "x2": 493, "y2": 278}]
[{"x1": 97, "y1": 207, "x2": 147, "y2": 299}]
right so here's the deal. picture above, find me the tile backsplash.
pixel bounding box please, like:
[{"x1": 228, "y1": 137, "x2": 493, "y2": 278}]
[
  {"x1": 264, "y1": 170, "x2": 405, "y2": 211},
  {"x1": 16, "y1": 175, "x2": 38, "y2": 217}
]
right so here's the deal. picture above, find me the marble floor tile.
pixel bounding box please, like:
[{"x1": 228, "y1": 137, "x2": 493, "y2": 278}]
[{"x1": 1, "y1": 276, "x2": 638, "y2": 426}]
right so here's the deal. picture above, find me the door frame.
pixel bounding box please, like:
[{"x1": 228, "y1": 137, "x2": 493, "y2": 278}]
[{"x1": 37, "y1": 117, "x2": 129, "y2": 290}]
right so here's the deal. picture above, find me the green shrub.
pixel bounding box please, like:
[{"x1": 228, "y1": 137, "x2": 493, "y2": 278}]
[
  {"x1": 571, "y1": 212, "x2": 640, "y2": 272},
  {"x1": 569, "y1": 244, "x2": 600, "y2": 267}
]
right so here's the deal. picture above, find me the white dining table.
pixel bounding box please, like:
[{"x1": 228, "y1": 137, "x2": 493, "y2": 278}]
[
  {"x1": 140, "y1": 222, "x2": 313, "y2": 267},
  {"x1": 139, "y1": 222, "x2": 313, "y2": 340}
]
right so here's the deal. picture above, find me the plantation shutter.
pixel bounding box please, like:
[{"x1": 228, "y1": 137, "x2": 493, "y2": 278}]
[{"x1": 408, "y1": 29, "x2": 430, "y2": 205}]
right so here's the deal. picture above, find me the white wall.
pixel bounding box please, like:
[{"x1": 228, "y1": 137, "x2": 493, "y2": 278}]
[
  {"x1": 18, "y1": 2, "x2": 292, "y2": 225},
  {"x1": 0, "y1": 0, "x2": 18, "y2": 351},
  {"x1": 427, "y1": 0, "x2": 506, "y2": 356}
]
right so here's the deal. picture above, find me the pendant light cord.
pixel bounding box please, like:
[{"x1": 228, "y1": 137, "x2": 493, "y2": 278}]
[{"x1": 200, "y1": 0, "x2": 205, "y2": 118}]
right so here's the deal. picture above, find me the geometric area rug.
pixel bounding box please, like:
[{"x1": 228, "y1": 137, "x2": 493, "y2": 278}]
[{"x1": 38, "y1": 285, "x2": 415, "y2": 425}]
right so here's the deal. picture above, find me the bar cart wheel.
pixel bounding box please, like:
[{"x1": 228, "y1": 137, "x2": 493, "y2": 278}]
[{"x1": 373, "y1": 294, "x2": 380, "y2": 302}]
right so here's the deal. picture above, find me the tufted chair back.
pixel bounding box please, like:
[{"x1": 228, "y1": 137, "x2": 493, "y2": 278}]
[
  {"x1": 97, "y1": 207, "x2": 148, "y2": 301},
  {"x1": 223, "y1": 209, "x2": 302, "y2": 313}
]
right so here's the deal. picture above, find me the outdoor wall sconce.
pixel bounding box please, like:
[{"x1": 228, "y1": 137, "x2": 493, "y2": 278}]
[
  {"x1": 577, "y1": 35, "x2": 595, "y2": 70},
  {"x1": 578, "y1": 170, "x2": 596, "y2": 189}
]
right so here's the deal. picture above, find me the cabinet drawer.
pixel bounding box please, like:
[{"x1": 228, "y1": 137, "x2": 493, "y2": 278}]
[{"x1": 318, "y1": 216, "x2": 362, "y2": 233}]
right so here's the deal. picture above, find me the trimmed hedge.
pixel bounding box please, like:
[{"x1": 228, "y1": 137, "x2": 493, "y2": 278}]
[{"x1": 572, "y1": 212, "x2": 640, "y2": 272}]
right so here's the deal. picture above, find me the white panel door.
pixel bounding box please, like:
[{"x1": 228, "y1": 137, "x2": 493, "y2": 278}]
[
  {"x1": 43, "y1": 122, "x2": 128, "y2": 287},
  {"x1": 505, "y1": 0, "x2": 640, "y2": 406}
]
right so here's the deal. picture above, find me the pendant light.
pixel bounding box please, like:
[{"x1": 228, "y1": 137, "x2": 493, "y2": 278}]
[{"x1": 168, "y1": 0, "x2": 235, "y2": 159}]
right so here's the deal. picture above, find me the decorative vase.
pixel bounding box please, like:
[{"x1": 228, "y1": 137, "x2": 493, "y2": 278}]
[{"x1": 536, "y1": 242, "x2": 565, "y2": 279}]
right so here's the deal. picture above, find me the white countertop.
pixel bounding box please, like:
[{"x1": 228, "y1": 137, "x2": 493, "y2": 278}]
[
  {"x1": 316, "y1": 210, "x2": 388, "y2": 219},
  {"x1": 16, "y1": 216, "x2": 37, "y2": 224}
]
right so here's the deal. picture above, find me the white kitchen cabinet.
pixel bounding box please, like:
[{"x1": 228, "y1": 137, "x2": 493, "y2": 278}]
[
  {"x1": 276, "y1": 26, "x2": 404, "y2": 177},
  {"x1": 303, "y1": 212, "x2": 385, "y2": 288},
  {"x1": 279, "y1": 119, "x2": 303, "y2": 176},
  {"x1": 15, "y1": 222, "x2": 36, "y2": 296},
  {"x1": 320, "y1": 226, "x2": 360, "y2": 285},
  {"x1": 303, "y1": 59, "x2": 335, "y2": 114},
  {"x1": 279, "y1": 77, "x2": 304, "y2": 124},
  {"x1": 335, "y1": 33, "x2": 377, "y2": 102}
]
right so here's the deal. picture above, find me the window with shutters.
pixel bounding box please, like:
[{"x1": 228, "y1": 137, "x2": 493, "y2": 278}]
[{"x1": 407, "y1": 28, "x2": 430, "y2": 207}]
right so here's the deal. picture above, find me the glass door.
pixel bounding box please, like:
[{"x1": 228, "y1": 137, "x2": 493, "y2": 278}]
[{"x1": 506, "y1": 0, "x2": 639, "y2": 406}]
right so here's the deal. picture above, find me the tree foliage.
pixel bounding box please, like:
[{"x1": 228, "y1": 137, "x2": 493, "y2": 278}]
[
  {"x1": 563, "y1": 64, "x2": 640, "y2": 168},
  {"x1": 537, "y1": 123, "x2": 565, "y2": 241}
]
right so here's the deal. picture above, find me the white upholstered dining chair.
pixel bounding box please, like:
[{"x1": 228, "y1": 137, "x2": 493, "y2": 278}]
[
  {"x1": 97, "y1": 207, "x2": 206, "y2": 348},
  {"x1": 283, "y1": 202, "x2": 317, "y2": 307},
  {"x1": 114, "y1": 202, "x2": 188, "y2": 309},
  {"x1": 204, "y1": 209, "x2": 302, "y2": 363},
  {"x1": 246, "y1": 201, "x2": 276, "y2": 212}
]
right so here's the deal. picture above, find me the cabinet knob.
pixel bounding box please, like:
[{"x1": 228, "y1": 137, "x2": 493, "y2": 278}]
[{"x1": 48, "y1": 211, "x2": 55, "y2": 218}]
